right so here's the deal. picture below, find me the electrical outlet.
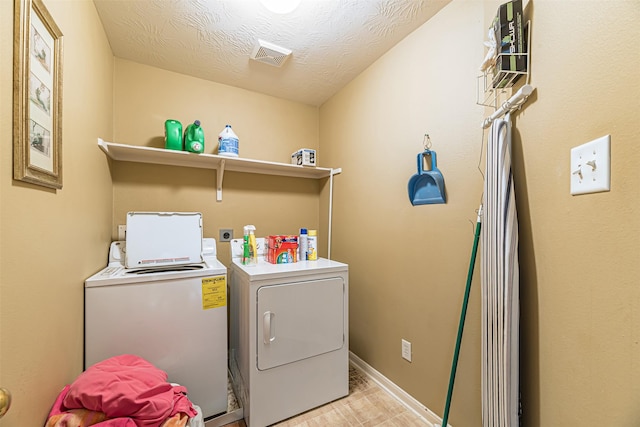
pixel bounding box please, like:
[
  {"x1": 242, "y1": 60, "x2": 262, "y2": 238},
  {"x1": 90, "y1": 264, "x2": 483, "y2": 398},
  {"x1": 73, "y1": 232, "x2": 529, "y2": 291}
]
[
  {"x1": 117, "y1": 225, "x2": 126, "y2": 241},
  {"x1": 570, "y1": 135, "x2": 611, "y2": 195},
  {"x1": 219, "y1": 228, "x2": 233, "y2": 242},
  {"x1": 401, "y1": 339, "x2": 412, "y2": 362}
]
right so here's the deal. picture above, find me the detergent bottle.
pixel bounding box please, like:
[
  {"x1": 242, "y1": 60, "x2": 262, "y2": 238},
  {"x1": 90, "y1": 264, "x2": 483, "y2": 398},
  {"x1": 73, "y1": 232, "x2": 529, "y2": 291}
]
[
  {"x1": 243, "y1": 225, "x2": 258, "y2": 265},
  {"x1": 307, "y1": 229, "x2": 317, "y2": 261},
  {"x1": 184, "y1": 120, "x2": 205, "y2": 153},
  {"x1": 164, "y1": 119, "x2": 183, "y2": 150},
  {"x1": 218, "y1": 124, "x2": 239, "y2": 157},
  {"x1": 298, "y1": 228, "x2": 308, "y2": 261}
]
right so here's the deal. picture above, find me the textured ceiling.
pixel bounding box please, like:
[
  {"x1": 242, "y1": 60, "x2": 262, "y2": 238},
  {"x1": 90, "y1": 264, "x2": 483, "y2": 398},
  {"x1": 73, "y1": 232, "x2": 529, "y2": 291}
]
[{"x1": 93, "y1": 0, "x2": 451, "y2": 106}]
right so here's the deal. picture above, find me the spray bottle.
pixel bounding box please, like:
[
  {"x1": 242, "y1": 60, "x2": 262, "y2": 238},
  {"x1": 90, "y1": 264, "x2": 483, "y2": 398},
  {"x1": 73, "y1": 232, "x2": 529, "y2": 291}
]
[
  {"x1": 242, "y1": 229, "x2": 250, "y2": 265},
  {"x1": 243, "y1": 225, "x2": 258, "y2": 265}
]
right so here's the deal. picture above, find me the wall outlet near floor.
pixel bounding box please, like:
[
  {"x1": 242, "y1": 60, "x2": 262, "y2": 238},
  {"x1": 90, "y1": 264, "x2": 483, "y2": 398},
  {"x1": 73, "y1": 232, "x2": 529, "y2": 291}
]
[
  {"x1": 219, "y1": 228, "x2": 233, "y2": 242},
  {"x1": 401, "y1": 339, "x2": 412, "y2": 362},
  {"x1": 117, "y1": 225, "x2": 126, "y2": 241}
]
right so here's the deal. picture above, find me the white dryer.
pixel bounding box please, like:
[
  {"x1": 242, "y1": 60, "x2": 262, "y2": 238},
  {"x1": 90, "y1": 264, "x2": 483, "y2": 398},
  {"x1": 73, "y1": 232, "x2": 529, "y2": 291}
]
[
  {"x1": 228, "y1": 239, "x2": 349, "y2": 427},
  {"x1": 85, "y1": 213, "x2": 228, "y2": 420}
]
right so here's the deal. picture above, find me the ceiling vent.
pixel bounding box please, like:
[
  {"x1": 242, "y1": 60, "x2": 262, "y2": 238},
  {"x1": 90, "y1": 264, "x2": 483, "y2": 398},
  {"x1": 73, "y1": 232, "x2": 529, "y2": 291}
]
[{"x1": 250, "y1": 39, "x2": 292, "y2": 67}]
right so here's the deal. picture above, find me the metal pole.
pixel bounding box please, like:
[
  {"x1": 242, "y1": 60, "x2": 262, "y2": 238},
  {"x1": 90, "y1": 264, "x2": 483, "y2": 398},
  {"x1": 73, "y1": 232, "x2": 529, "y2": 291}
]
[{"x1": 441, "y1": 205, "x2": 482, "y2": 427}]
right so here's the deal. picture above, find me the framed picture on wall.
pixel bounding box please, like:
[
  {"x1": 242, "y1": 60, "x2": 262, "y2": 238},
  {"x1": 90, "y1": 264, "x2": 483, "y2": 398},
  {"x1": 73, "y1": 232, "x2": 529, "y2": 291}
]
[{"x1": 13, "y1": 0, "x2": 63, "y2": 189}]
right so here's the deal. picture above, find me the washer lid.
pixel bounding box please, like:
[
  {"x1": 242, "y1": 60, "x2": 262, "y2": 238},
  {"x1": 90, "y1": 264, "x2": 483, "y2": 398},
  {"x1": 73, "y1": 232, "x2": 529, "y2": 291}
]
[
  {"x1": 125, "y1": 212, "x2": 203, "y2": 268},
  {"x1": 85, "y1": 262, "x2": 226, "y2": 287}
]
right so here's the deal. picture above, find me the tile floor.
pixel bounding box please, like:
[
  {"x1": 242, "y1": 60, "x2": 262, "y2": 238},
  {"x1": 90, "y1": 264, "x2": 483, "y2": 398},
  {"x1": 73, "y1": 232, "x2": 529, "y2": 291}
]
[{"x1": 221, "y1": 365, "x2": 429, "y2": 427}]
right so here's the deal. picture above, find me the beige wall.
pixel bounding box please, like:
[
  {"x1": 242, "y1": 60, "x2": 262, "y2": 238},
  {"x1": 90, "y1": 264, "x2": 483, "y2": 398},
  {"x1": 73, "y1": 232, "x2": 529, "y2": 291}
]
[
  {"x1": 515, "y1": 1, "x2": 640, "y2": 425},
  {"x1": 111, "y1": 59, "x2": 322, "y2": 266},
  {"x1": 321, "y1": 1, "x2": 485, "y2": 424},
  {"x1": 321, "y1": 0, "x2": 640, "y2": 426},
  {"x1": 0, "y1": 0, "x2": 114, "y2": 426}
]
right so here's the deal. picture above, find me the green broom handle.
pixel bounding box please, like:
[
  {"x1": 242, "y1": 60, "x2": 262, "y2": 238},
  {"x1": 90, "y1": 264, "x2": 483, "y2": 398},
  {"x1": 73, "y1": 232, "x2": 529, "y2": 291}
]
[{"x1": 441, "y1": 205, "x2": 482, "y2": 427}]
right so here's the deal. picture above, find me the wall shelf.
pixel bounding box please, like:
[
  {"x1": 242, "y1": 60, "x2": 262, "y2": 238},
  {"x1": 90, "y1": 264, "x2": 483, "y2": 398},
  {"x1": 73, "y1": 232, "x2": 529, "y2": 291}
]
[{"x1": 98, "y1": 138, "x2": 342, "y2": 201}]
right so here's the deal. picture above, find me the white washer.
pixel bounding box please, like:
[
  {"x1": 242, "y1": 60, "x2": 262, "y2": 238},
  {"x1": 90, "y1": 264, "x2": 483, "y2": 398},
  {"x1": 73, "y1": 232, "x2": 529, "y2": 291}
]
[
  {"x1": 228, "y1": 239, "x2": 349, "y2": 427},
  {"x1": 85, "y1": 237, "x2": 228, "y2": 420}
]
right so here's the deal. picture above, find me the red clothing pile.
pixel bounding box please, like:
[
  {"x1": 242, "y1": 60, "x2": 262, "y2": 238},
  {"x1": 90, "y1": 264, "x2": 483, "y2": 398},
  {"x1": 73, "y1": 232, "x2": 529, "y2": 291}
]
[{"x1": 46, "y1": 354, "x2": 197, "y2": 427}]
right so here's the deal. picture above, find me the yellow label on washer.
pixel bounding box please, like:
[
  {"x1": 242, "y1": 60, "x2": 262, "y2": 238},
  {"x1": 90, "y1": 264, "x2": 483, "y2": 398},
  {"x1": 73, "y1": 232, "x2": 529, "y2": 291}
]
[{"x1": 202, "y1": 275, "x2": 226, "y2": 310}]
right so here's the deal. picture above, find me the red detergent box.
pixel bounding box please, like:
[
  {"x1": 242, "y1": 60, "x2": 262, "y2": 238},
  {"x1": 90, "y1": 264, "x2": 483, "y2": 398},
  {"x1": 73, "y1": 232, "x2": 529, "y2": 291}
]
[{"x1": 266, "y1": 235, "x2": 298, "y2": 264}]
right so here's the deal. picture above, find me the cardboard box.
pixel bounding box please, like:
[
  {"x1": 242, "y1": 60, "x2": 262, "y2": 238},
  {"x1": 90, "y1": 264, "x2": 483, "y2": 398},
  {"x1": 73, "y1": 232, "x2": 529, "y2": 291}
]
[
  {"x1": 266, "y1": 235, "x2": 298, "y2": 264},
  {"x1": 492, "y1": 0, "x2": 526, "y2": 88},
  {"x1": 291, "y1": 149, "x2": 316, "y2": 167}
]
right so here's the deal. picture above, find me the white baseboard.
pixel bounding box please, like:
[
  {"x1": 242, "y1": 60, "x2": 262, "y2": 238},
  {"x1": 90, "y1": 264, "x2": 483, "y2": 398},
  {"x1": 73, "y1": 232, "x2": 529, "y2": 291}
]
[{"x1": 349, "y1": 351, "x2": 451, "y2": 427}]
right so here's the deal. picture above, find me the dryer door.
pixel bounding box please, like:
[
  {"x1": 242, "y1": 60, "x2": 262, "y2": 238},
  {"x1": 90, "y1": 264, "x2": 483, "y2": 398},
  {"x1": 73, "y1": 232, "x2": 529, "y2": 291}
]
[{"x1": 257, "y1": 277, "x2": 345, "y2": 371}]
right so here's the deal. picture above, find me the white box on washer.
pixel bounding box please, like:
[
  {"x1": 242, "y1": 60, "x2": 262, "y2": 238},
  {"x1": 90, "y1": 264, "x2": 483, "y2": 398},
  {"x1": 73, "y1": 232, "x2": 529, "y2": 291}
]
[{"x1": 125, "y1": 211, "x2": 203, "y2": 268}]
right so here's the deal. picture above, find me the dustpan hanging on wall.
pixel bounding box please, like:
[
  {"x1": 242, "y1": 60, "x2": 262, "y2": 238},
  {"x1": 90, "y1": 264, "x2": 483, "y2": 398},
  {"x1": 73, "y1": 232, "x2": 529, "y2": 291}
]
[{"x1": 408, "y1": 149, "x2": 447, "y2": 205}]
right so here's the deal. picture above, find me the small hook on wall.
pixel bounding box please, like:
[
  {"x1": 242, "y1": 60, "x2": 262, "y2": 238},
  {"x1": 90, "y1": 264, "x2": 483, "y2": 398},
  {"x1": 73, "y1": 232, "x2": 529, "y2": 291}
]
[{"x1": 423, "y1": 133, "x2": 432, "y2": 150}]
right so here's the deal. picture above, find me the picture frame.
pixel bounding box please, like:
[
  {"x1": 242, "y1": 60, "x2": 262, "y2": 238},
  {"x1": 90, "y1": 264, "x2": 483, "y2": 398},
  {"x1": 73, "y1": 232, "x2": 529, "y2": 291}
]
[{"x1": 13, "y1": 0, "x2": 63, "y2": 189}]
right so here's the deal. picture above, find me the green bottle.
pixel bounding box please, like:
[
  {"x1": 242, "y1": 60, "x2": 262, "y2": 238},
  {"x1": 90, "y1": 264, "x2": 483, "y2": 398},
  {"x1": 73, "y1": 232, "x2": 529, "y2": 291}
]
[
  {"x1": 164, "y1": 119, "x2": 183, "y2": 150},
  {"x1": 184, "y1": 120, "x2": 205, "y2": 153}
]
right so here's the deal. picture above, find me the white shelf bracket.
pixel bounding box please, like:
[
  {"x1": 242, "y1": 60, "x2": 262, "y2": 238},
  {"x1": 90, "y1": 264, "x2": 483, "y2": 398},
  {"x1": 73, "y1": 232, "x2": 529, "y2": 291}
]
[{"x1": 216, "y1": 159, "x2": 226, "y2": 201}]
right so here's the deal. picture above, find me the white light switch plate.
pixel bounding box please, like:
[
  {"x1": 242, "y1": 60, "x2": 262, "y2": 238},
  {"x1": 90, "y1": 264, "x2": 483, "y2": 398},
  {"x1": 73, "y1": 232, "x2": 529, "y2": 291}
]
[{"x1": 570, "y1": 135, "x2": 610, "y2": 195}]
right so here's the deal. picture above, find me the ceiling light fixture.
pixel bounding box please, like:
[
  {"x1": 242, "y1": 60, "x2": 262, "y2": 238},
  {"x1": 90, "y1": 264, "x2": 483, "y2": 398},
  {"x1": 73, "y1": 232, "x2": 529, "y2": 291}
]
[{"x1": 259, "y1": 0, "x2": 301, "y2": 14}]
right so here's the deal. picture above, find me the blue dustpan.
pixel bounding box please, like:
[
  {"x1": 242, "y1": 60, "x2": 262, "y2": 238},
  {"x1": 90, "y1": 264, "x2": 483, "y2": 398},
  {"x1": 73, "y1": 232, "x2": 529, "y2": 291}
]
[{"x1": 408, "y1": 150, "x2": 446, "y2": 205}]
